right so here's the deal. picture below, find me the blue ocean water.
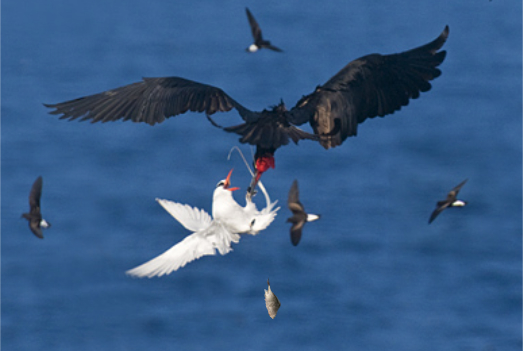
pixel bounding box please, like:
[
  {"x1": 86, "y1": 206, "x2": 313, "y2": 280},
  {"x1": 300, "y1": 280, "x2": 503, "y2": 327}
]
[{"x1": 2, "y1": 0, "x2": 521, "y2": 350}]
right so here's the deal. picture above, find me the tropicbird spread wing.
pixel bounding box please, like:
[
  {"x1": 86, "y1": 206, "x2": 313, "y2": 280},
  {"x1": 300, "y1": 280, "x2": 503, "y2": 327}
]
[
  {"x1": 156, "y1": 198, "x2": 212, "y2": 232},
  {"x1": 126, "y1": 222, "x2": 240, "y2": 278}
]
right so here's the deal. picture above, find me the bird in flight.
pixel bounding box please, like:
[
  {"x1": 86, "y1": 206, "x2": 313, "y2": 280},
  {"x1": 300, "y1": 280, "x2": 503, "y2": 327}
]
[
  {"x1": 21, "y1": 176, "x2": 51, "y2": 239},
  {"x1": 245, "y1": 8, "x2": 283, "y2": 53},
  {"x1": 287, "y1": 179, "x2": 320, "y2": 246},
  {"x1": 45, "y1": 26, "x2": 449, "y2": 195},
  {"x1": 126, "y1": 169, "x2": 279, "y2": 277},
  {"x1": 429, "y1": 178, "x2": 468, "y2": 224}
]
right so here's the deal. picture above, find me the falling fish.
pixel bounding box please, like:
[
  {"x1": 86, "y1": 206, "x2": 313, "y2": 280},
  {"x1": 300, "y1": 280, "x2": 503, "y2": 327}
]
[{"x1": 264, "y1": 279, "x2": 281, "y2": 319}]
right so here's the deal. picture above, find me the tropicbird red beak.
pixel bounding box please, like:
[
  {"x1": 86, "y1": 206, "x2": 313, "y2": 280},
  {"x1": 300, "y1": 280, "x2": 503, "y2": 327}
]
[{"x1": 224, "y1": 169, "x2": 240, "y2": 192}]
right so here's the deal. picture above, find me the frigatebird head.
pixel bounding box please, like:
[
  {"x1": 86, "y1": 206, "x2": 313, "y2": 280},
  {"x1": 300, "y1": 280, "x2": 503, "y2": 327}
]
[{"x1": 271, "y1": 100, "x2": 287, "y2": 113}]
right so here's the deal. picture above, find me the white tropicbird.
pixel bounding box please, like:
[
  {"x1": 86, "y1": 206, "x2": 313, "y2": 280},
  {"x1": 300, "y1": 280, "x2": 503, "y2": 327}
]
[{"x1": 126, "y1": 169, "x2": 279, "y2": 278}]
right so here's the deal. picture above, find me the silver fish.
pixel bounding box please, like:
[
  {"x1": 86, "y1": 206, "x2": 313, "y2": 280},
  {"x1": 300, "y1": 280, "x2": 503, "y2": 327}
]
[{"x1": 264, "y1": 278, "x2": 281, "y2": 319}]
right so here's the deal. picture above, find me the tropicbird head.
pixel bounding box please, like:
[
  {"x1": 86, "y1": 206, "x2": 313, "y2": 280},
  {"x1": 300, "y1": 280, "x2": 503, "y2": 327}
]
[
  {"x1": 212, "y1": 169, "x2": 245, "y2": 222},
  {"x1": 216, "y1": 169, "x2": 240, "y2": 192}
]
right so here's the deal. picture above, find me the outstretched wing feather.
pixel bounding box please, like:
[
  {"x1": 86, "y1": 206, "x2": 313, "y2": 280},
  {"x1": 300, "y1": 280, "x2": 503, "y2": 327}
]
[
  {"x1": 126, "y1": 231, "x2": 217, "y2": 278},
  {"x1": 156, "y1": 198, "x2": 212, "y2": 232},
  {"x1": 289, "y1": 26, "x2": 449, "y2": 149},
  {"x1": 45, "y1": 77, "x2": 253, "y2": 126}
]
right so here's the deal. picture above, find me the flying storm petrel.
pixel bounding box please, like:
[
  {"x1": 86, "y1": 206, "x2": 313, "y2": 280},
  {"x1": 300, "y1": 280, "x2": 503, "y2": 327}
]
[
  {"x1": 287, "y1": 179, "x2": 320, "y2": 246},
  {"x1": 245, "y1": 8, "x2": 283, "y2": 53},
  {"x1": 429, "y1": 178, "x2": 468, "y2": 224},
  {"x1": 21, "y1": 176, "x2": 51, "y2": 239}
]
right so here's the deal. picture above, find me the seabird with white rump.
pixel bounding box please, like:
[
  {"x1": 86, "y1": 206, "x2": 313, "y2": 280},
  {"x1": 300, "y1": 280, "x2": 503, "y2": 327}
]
[
  {"x1": 245, "y1": 7, "x2": 283, "y2": 53},
  {"x1": 287, "y1": 179, "x2": 320, "y2": 246},
  {"x1": 21, "y1": 176, "x2": 51, "y2": 239},
  {"x1": 429, "y1": 178, "x2": 468, "y2": 224}
]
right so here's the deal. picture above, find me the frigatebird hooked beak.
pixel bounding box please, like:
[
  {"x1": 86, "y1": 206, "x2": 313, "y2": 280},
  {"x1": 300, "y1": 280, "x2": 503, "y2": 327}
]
[{"x1": 44, "y1": 26, "x2": 449, "y2": 195}]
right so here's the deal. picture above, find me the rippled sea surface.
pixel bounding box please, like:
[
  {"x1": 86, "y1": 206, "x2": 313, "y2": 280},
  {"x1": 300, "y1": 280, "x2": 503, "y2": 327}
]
[{"x1": 2, "y1": 0, "x2": 521, "y2": 350}]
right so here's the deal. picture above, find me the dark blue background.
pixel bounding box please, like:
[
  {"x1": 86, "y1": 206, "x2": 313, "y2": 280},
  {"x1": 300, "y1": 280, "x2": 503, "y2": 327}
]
[{"x1": 3, "y1": 0, "x2": 521, "y2": 350}]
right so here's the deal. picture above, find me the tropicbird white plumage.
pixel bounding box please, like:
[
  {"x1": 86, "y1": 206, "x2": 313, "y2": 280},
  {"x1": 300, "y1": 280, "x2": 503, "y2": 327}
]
[{"x1": 126, "y1": 169, "x2": 279, "y2": 278}]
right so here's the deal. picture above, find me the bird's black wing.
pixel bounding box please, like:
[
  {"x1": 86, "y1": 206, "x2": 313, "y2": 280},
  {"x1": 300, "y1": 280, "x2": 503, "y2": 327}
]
[
  {"x1": 265, "y1": 44, "x2": 283, "y2": 52},
  {"x1": 289, "y1": 26, "x2": 449, "y2": 149},
  {"x1": 290, "y1": 221, "x2": 305, "y2": 246},
  {"x1": 448, "y1": 178, "x2": 468, "y2": 198},
  {"x1": 29, "y1": 221, "x2": 44, "y2": 239},
  {"x1": 288, "y1": 180, "x2": 305, "y2": 213},
  {"x1": 45, "y1": 77, "x2": 253, "y2": 126},
  {"x1": 428, "y1": 204, "x2": 448, "y2": 224},
  {"x1": 246, "y1": 8, "x2": 263, "y2": 42},
  {"x1": 29, "y1": 176, "x2": 43, "y2": 212}
]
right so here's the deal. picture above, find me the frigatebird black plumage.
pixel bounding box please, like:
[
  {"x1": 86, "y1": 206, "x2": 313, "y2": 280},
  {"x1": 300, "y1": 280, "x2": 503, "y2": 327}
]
[
  {"x1": 45, "y1": 26, "x2": 449, "y2": 194},
  {"x1": 245, "y1": 8, "x2": 283, "y2": 53},
  {"x1": 21, "y1": 176, "x2": 51, "y2": 239},
  {"x1": 429, "y1": 178, "x2": 468, "y2": 224}
]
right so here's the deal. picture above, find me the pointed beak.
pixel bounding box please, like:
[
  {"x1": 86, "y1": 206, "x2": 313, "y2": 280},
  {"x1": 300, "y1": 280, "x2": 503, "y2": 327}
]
[{"x1": 224, "y1": 169, "x2": 240, "y2": 192}]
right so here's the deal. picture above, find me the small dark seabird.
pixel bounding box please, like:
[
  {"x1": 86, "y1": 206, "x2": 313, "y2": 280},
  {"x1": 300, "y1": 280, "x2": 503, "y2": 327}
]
[
  {"x1": 429, "y1": 179, "x2": 468, "y2": 224},
  {"x1": 45, "y1": 26, "x2": 449, "y2": 196},
  {"x1": 245, "y1": 8, "x2": 282, "y2": 53},
  {"x1": 287, "y1": 180, "x2": 320, "y2": 246},
  {"x1": 21, "y1": 176, "x2": 51, "y2": 239}
]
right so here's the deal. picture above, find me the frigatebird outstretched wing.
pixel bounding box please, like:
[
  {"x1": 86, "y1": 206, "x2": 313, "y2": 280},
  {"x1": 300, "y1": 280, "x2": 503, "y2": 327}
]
[
  {"x1": 288, "y1": 26, "x2": 449, "y2": 149},
  {"x1": 45, "y1": 77, "x2": 252, "y2": 125},
  {"x1": 44, "y1": 77, "x2": 315, "y2": 151}
]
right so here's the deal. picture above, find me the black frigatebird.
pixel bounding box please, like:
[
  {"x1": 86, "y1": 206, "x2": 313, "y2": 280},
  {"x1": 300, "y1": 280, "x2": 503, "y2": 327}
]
[
  {"x1": 429, "y1": 178, "x2": 468, "y2": 224},
  {"x1": 21, "y1": 176, "x2": 51, "y2": 239},
  {"x1": 45, "y1": 26, "x2": 449, "y2": 195},
  {"x1": 287, "y1": 179, "x2": 320, "y2": 246},
  {"x1": 245, "y1": 8, "x2": 283, "y2": 53}
]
